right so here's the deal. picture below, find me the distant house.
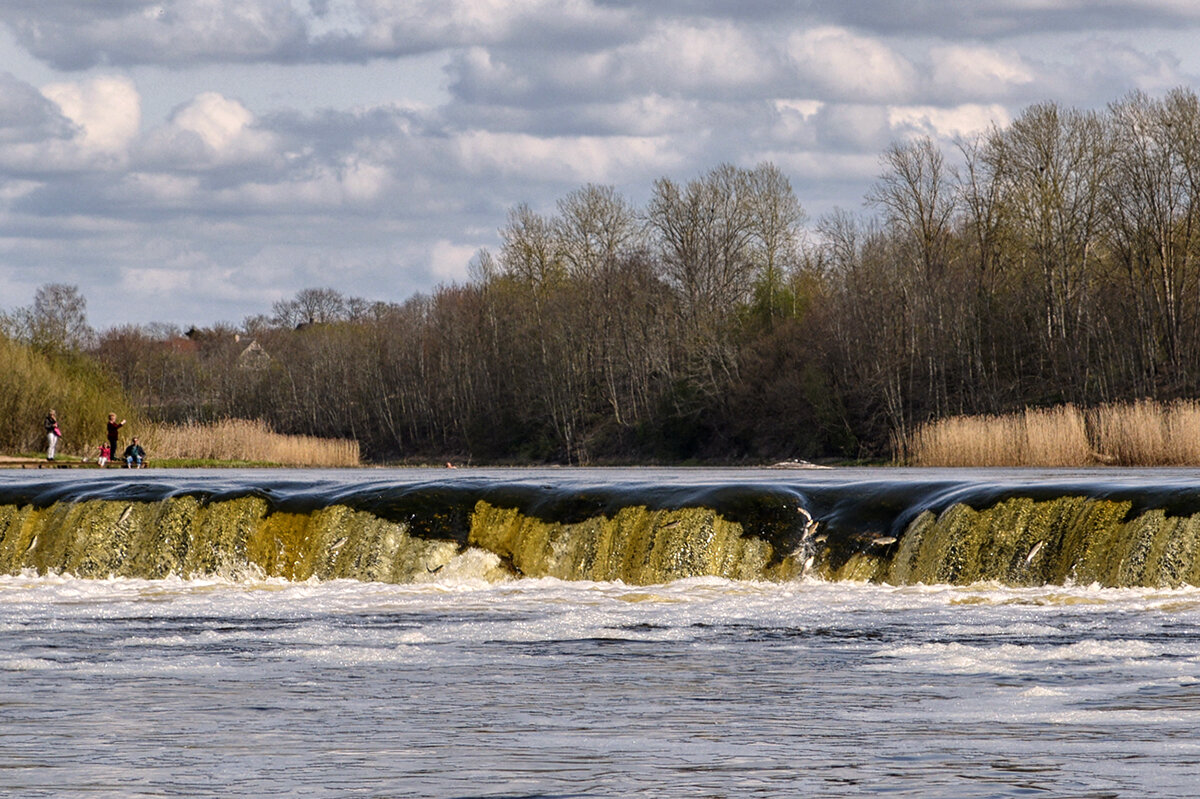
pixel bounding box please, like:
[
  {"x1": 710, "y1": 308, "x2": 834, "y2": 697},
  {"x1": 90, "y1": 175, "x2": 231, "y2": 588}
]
[
  {"x1": 165, "y1": 335, "x2": 198, "y2": 354},
  {"x1": 238, "y1": 340, "x2": 271, "y2": 370}
]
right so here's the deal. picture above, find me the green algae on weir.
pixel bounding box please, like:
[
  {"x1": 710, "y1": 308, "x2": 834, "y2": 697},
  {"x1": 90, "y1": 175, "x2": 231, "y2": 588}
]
[
  {"x1": 6, "y1": 470, "x2": 1200, "y2": 587},
  {"x1": 468, "y1": 502, "x2": 797, "y2": 582},
  {"x1": 0, "y1": 497, "x2": 803, "y2": 584},
  {"x1": 883, "y1": 497, "x2": 1200, "y2": 588}
]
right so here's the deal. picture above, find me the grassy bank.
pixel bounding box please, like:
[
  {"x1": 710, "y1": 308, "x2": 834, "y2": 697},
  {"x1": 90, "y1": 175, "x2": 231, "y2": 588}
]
[{"x1": 906, "y1": 400, "x2": 1200, "y2": 467}]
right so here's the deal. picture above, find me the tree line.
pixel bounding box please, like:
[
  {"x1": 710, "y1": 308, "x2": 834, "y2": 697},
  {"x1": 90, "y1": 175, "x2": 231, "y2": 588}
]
[{"x1": 7, "y1": 88, "x2": 1200, "y2": 464}]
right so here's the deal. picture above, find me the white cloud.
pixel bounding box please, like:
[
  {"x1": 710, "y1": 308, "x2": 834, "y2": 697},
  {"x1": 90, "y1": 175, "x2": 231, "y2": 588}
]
[
  {"x1": 754, "y1": 149, "x2": 880, "y2": 183},
  {"x1": 15, "y1": 2, "x2": 308, "y2": 69},
  {"x1": 455, "y1": 131, "x2": 681, "y2": 183},
  {"x1": 788, "y1": 27, "x2": 916, "y2": 102},
  {"x1": 575, "y1": 95, "x2": 704, "y2": 136},
  {"x1": 888, "y1": 103, "x2": 1010, "y2": 140},
  {"x1": 429, "y1": 239, "x2": 479, "y2": 282},
  {"x1": 353, "y1": 0, "x2": 632, "y2": 54},
  {"x1": 0, "y1": 72, "x2": 75, "y2": 144},
  {"x1": 0, "y1": 0, "x2": 634, "y2": 68},
  {"x1": 623, "y1": 21, "x2": 776, "y2": 92},
  {"x1": 171, "y1": 92, "x2": 255, "y2": 152},
  {"x1": 141, "y1": 92, "x2": 278, "y2": 167},
  {"x1": 203, "y1": 158, "x2": 392, "y2": 211},
  {"x1": 120, "y1": 264, "x2": 195, "y2": 296},
  {"x1": 451, "y1": 46, "x2": 531, "y2": 99},
  {"x1": 40, "y1": 76, "x2": 140, "y2": 159},
  {"x1": 1067, "y1": 38, "x2": 1182, "y2": 95},
  {"x1": 291, "y1": 0, "x2": 367, "y2": 41},
  {"x1": 447, "y1": 19, "x2": 779, "y2": 107},
  {"x1": 929, "y1": 45, "x2": 1035, "y2": 99},
  {"x1": 356, "y1": 0, "x2": 522, "y2": 49},
  {"x1": 769, "y1": 99, "x2": 824, "y2": 146}
]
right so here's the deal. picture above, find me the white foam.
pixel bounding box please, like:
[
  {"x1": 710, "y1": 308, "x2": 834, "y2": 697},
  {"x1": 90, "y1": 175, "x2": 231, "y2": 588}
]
[
  {"x1": 1019, "y1": 686, "x2": 1066, "y2": 697},
  {"x1": 0, "y1": 656, "x2": 60, "y2": 671}
]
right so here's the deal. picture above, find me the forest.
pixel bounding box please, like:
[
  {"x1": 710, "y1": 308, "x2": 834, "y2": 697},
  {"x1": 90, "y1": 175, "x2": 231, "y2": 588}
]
[{"x1": 5, "y1": 88, "x2": 1200, "y2": 465}]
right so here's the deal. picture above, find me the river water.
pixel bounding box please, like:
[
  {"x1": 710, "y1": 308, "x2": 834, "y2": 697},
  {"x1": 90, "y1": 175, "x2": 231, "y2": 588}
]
[
  {"x1": 3, "y1": 574, "x2": 1199, "y2": 797},
  {"x1": 3, "y1": 467, "x2": 1200, "y2": 797}
]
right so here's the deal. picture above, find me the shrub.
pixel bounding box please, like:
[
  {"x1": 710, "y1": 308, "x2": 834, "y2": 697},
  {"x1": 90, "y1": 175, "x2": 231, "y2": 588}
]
[{"x1": 0, "y1": 334, "x2": 137, "y2": 457}]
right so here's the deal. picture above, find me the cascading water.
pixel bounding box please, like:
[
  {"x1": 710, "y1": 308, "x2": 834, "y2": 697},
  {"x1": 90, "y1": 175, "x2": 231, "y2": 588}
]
[{"x1": 6, "y1": 467, "x2": 1200, "y2": 587}]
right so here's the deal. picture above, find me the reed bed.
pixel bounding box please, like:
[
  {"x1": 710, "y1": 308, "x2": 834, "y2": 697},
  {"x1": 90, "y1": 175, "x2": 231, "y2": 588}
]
[
  {"x1": 905, "y1": 405, "x2": 1091, "y2": 467},
  {"x1": 1089, "y1": 399, "x2": 1200, "y2": 466},
  {"x1": 141, "y1": 419, "x2": 360, "y2": 467},
  {"x1": 907, "y1": 399, "x2": 1200, "y2": 467}
]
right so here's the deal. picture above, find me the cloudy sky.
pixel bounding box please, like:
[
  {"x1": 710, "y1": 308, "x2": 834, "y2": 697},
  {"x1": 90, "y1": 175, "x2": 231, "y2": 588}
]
[{"x1": 0, "y1": 1, "x2": 1198, "y2": 329}]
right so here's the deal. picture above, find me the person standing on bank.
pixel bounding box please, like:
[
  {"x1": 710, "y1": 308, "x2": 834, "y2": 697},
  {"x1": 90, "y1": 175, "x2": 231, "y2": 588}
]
[
  {"x1": 45, "y1": 409, "x2": 62, "y2": 460},
  {"x1": 106, "y1": 413, "x2": 126, "y2": 463}
]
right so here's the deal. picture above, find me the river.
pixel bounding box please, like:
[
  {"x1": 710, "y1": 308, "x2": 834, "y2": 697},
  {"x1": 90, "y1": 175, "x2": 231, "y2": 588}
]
[{"x1": 2, "y1": 467, "x2": 1198, "y2": 796}]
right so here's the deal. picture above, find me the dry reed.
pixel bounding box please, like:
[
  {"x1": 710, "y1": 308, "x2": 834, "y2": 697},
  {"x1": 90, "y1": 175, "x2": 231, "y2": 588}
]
[
  {"x1": 906, "y1": 404, "x2": 1092, "y2": 467},
  {"x1": 1088, "y1": 399, "x2": 1200, "y2": 466},
  {"x1": 140, "y1": 419, "x2": 359, "y2": 467},
  {"x1": 908, "y1": 399, "x2": 1200, "y2": 467}
]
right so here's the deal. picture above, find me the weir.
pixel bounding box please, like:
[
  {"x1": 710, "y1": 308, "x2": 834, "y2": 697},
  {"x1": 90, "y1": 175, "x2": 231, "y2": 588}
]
[{"x1": 4, "y1": 468, "x2": 1200, "y2": 587}]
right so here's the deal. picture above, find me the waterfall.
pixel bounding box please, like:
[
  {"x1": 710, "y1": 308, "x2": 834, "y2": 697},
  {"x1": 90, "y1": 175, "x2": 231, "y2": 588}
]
[{"x1": 5, "y1": 469, "x2": 1200, "y2": 586}]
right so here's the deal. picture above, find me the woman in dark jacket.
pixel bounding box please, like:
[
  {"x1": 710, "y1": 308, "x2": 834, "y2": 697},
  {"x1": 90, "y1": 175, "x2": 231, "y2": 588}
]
[
  {"x1": 44, "y1": 410, "x2": 61, "y2": 460},
  {"x1": 106, "y1": 413, "x2": 126, "y2": 462}
]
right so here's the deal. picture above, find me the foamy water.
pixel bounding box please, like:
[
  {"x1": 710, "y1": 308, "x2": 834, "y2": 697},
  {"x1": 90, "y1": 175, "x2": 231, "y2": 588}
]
[{"x1": 2, "y1": 573, "x2": 1198, "y2": 797}]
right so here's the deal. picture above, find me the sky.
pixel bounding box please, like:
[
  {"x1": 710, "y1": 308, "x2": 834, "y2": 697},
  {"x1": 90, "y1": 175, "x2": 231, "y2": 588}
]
[{"x1": 1, "y1": 1, "x2": 1199, "y2": 330}]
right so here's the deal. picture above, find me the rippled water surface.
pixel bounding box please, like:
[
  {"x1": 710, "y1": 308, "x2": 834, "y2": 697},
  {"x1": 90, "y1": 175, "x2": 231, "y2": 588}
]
[{"x1": 3, "y1": 574, "x2": 1199, "y2": 798}]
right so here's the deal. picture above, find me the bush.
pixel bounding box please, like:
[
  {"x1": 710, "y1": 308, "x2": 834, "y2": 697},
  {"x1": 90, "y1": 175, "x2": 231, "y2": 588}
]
[{"x1": 0, "y1": 334, "x2": 138, "y2": 457}]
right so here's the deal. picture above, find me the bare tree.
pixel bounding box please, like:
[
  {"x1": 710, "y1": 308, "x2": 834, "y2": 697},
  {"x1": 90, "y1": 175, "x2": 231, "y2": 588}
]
[
  {"x1": 866, "y1": 137, "x2": 961, "y2": 418},
  {"x1": 648, "y1": 164, "x2": 758, "y2": 317},
  {"x1": 499, "y1": 203, "x2": 565, "y2": 287},
  {"x1": 987, "y1": 102, "x2": 1111, "y2": 399},
  {"x1": 271, "y1": 287, "x2": 349, "y2": 328},
  {"x1": 555, "y1": 184, "x2": 644, "y2": 281},
  {"x1": 744, "y1": 162, "x2": 806, "y2": 324},
  {"x1": 1104, "y1": 89, "x2": 1200, "y2": 394}
]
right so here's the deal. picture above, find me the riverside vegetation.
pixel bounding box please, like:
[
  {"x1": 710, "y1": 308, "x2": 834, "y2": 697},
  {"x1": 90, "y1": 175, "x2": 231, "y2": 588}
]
[
  {"x1": 0, "y1": 335, "x2": 358, "y2": 467},
  {"x1": 905, "y1": 400, "x2": 1200, "y2": 467},
  {"x1": 8, "y1": 88, "x2": 1200, "y2": 466}
]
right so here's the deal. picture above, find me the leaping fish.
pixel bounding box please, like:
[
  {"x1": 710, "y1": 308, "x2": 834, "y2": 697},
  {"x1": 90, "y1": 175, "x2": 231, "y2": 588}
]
[
  {"x1": 1025, "y1": 541, "x2": 1044, "y2": 565},
  {"x1": 797, "y1": 506, "x2": 818, "y2": 537}
]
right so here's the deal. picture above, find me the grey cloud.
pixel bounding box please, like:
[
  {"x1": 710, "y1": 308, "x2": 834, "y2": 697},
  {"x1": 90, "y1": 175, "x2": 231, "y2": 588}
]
[
  {"x1": 812, "y1": 104, "x2": 893, "y2": 153},
  {"x1": 3, "y1": 2, "x2": 307, "y2": 70},
  {"x1": 0, "y1": 0, "x2": 639, "y2": 69},
  {"x1": 440, "y1": 97, "x2": 707, "y2": 138},
  {"x1": 5, "y1": 0, "x2": 1200, "y2": 72},
  {"x1": 814, "y1": 0, "x2": 1200, "y2": 39},
  {"x1": 597, "y1": 0, "x2": 1200, "y2": 39},
  {"x1": 446, "y1": 25, "x2": 791, "y2": 109},
  {"x1": 11, "y1": 102, "x2": 499, "y2": 230},
  {"x1": 0, "y1": 72, "x2": 76, "y2": 144},
  {"x1": 1042, "y1": 39, "x2": 1183, "y2": 103}
]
